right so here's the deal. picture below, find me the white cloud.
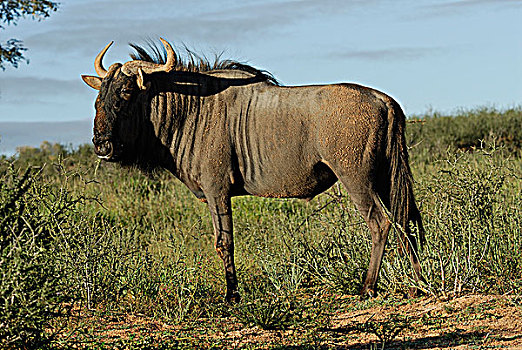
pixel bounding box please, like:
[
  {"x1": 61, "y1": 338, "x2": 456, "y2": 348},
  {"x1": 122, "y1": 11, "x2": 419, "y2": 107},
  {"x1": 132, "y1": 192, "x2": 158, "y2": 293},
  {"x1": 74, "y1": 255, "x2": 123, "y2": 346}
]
[
  {"x1": 330, "y1": 46, "x2": 443, "y2": 61},
  {"x1": 417, "y1": 0, "x2": 522, "y2": 18}
]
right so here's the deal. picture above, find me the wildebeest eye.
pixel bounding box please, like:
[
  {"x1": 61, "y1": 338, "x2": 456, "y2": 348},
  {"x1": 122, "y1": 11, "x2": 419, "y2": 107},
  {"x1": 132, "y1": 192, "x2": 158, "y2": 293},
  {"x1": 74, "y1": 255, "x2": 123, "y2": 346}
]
[{"x1": 120, "y1": 87, "x2": 133, "y2": 101}]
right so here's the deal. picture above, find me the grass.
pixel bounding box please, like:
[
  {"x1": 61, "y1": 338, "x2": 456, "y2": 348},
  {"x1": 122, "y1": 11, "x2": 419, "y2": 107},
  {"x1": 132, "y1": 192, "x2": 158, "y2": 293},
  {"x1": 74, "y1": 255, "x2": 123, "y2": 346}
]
[{"x1": 0, "y1": 107, "x2": 521, "y2": 348}]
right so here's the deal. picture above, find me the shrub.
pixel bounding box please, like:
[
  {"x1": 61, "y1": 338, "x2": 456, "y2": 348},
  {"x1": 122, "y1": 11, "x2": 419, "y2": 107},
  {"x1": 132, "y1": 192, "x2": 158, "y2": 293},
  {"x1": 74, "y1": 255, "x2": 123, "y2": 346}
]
[
  {"x1": 408, "y1": 107, "x2": 522, "y2": 162},
  {"x1": 382, "y1": 145, "x2": 522, "y2": 296},
  {"x1": 0, "y1": 163, "x2": 79, "y2": 348},
  {"x1": 231, "y1": 273, "x2": 333, "y2": 330}
]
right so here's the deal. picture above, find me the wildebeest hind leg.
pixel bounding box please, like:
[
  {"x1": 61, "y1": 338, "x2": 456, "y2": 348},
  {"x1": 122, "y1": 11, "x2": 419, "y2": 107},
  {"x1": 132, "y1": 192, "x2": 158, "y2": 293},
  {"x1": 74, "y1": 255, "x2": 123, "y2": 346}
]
[
  {"x1": 207, "y1": 195, "x2": 240, "y2": 303},
  {"x1": 339, "y1": 178, "x2": 391, "y2": 298}
]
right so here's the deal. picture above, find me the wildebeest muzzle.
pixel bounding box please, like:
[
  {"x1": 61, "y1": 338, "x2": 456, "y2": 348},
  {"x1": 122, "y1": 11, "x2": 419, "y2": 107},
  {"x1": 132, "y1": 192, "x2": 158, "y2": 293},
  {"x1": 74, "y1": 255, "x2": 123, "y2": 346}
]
[{"x1": 93, "y1": 136, "x2": 116, "y2": 160}]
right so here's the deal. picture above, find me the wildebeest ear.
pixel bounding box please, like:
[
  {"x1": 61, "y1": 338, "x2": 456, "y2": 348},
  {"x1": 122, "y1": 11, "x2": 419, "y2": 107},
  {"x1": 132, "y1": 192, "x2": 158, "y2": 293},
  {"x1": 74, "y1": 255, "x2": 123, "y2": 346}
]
[
  {"x1": 136, "y1": 68, "x2": 151, "y2": 91},
  {"x1": 82, "y1": 75, "x2": 102, "y2": 90}
]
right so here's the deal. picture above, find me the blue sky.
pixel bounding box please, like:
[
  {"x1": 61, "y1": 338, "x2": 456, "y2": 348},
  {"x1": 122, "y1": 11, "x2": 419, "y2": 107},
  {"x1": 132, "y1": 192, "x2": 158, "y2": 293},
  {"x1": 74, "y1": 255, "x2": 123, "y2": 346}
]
[{"x1": 0, "y1": 0, "x2": 521, "y2": 152}]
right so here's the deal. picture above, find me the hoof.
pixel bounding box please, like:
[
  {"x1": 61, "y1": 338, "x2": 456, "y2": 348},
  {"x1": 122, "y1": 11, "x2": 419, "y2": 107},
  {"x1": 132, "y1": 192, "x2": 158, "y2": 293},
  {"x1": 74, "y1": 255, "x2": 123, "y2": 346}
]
[
  {"x1": 408, "y1": 286, "x2": 425, "y2": 298},
  {"x1": 360, "y1": 286, "x2": 377, "y2": 300},
  {"x1": 225, "y1": 291, "x2": 241, "y2": 304}
]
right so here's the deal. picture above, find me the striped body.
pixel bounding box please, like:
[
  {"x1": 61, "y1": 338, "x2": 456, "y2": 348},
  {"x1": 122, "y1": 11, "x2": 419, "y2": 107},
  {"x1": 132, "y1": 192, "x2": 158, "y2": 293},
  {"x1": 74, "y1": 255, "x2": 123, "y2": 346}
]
[{"x1": 82, "y1": 40, "x2": 425, "y2": 302}]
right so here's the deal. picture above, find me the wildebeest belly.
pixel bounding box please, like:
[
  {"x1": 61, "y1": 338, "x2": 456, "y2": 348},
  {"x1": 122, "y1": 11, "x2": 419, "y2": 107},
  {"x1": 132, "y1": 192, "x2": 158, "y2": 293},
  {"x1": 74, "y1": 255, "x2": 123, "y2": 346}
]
[
  {"x1": 239, "y1": 157, "x2": 338, "y2": 199},
  {"x1": 230, "y1": 85, "x2": 342, "y2": 199}
]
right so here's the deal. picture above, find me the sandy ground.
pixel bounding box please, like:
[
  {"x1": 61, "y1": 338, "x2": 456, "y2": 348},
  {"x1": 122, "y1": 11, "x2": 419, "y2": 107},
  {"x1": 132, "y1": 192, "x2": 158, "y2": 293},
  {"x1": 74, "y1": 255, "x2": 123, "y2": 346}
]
[{"x1": 57, "y1": 294, "x2": 522, "y2": 349}]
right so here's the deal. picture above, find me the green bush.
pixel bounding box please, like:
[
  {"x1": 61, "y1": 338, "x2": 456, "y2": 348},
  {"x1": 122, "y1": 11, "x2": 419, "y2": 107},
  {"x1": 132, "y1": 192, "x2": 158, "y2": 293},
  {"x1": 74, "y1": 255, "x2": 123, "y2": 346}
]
[
  {"x1": 231, "y1": 273, "x2": 333, "y2": 330},
  {"x1": 422, "y1": 147, "x2": 521, "y2": 295},
  {"x1": 0, "y1": 163, "x2": 79, "y2": 348},
  {"x1": 0, "y1": 107, "x2": 520, "y2": 348},
  {"x1": 408, "y1": 107, "x2": 522, "y2": 162},
  {"x1": 382, "y1": 145, "x2": 522, "y2": 296}
]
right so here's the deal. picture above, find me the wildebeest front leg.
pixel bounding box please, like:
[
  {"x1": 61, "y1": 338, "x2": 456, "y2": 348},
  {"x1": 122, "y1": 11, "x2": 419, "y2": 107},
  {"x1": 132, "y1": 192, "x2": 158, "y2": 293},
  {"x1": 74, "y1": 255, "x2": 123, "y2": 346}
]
[{"x1": 207, "y1": 195, "x2": 240, "y2": 303}]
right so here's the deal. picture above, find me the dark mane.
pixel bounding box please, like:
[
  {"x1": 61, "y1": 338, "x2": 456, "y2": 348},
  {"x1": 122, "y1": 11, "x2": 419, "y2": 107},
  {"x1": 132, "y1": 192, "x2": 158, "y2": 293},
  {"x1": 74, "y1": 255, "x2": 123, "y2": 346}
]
[{"x1": 129, "y1": 40, "x2": 279, "y2": 85}]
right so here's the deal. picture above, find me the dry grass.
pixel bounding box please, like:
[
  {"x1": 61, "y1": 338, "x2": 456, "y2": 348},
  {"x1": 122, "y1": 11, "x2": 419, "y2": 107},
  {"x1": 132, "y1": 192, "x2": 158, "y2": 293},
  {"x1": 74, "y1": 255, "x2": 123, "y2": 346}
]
[{"x1": 1, "y1": 108, "x2": 521, "y2": 349}]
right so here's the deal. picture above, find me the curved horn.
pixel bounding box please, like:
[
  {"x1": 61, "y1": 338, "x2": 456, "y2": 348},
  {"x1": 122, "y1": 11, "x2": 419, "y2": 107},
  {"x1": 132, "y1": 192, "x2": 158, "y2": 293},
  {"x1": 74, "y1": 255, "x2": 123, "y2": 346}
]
[
  {"x1": 160, "y1": 38, "x2": 176, "y2": 72},
  {"x1": 121, "y1": 38, "x2": 177, "y2": 76},
  {"x1": 141, "y1": 38, "x2": 176, "y2": 74},
  {"x1": 94, "y1": 41, "x2": 114, "y2": 78}
]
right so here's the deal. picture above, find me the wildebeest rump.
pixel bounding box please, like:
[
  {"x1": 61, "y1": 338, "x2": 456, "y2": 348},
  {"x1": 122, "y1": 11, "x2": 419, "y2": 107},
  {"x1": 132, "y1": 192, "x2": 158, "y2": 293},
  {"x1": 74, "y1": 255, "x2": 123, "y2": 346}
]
[{"x1": 82, "y1": 39, "x2": 424, "y2": 302}]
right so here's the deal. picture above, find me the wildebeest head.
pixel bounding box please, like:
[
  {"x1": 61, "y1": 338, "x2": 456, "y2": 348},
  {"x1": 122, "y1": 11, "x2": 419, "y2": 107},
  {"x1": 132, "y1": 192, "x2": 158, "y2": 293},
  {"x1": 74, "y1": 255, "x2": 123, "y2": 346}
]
[{"x1": 81, "y1": 39, "x2": 176, "y2": 162}]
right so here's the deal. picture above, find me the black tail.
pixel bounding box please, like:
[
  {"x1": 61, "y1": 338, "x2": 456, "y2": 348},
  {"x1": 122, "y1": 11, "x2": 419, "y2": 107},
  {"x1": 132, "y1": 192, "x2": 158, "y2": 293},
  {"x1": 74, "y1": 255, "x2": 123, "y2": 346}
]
[{"x1": 385, "y1": 99, "x2": 425, "y2": 252}]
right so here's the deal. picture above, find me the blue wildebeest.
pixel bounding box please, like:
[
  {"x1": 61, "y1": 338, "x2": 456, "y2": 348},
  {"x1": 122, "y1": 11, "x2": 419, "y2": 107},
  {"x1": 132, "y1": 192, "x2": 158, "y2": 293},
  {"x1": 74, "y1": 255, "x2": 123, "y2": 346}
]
[{"x1": 82, "y1": 39, "x2": 424, "y2": 303}]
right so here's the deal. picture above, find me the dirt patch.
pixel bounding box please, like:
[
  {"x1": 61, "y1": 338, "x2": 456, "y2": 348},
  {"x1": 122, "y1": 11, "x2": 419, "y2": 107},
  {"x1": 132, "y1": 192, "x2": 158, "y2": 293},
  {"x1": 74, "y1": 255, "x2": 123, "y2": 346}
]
[
  {"x1": 328, "y1": 294, "x2": 522, "y2": 349},
  {"x1": 54, "y1": 294, "x2": 522, "y2": 349}
]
